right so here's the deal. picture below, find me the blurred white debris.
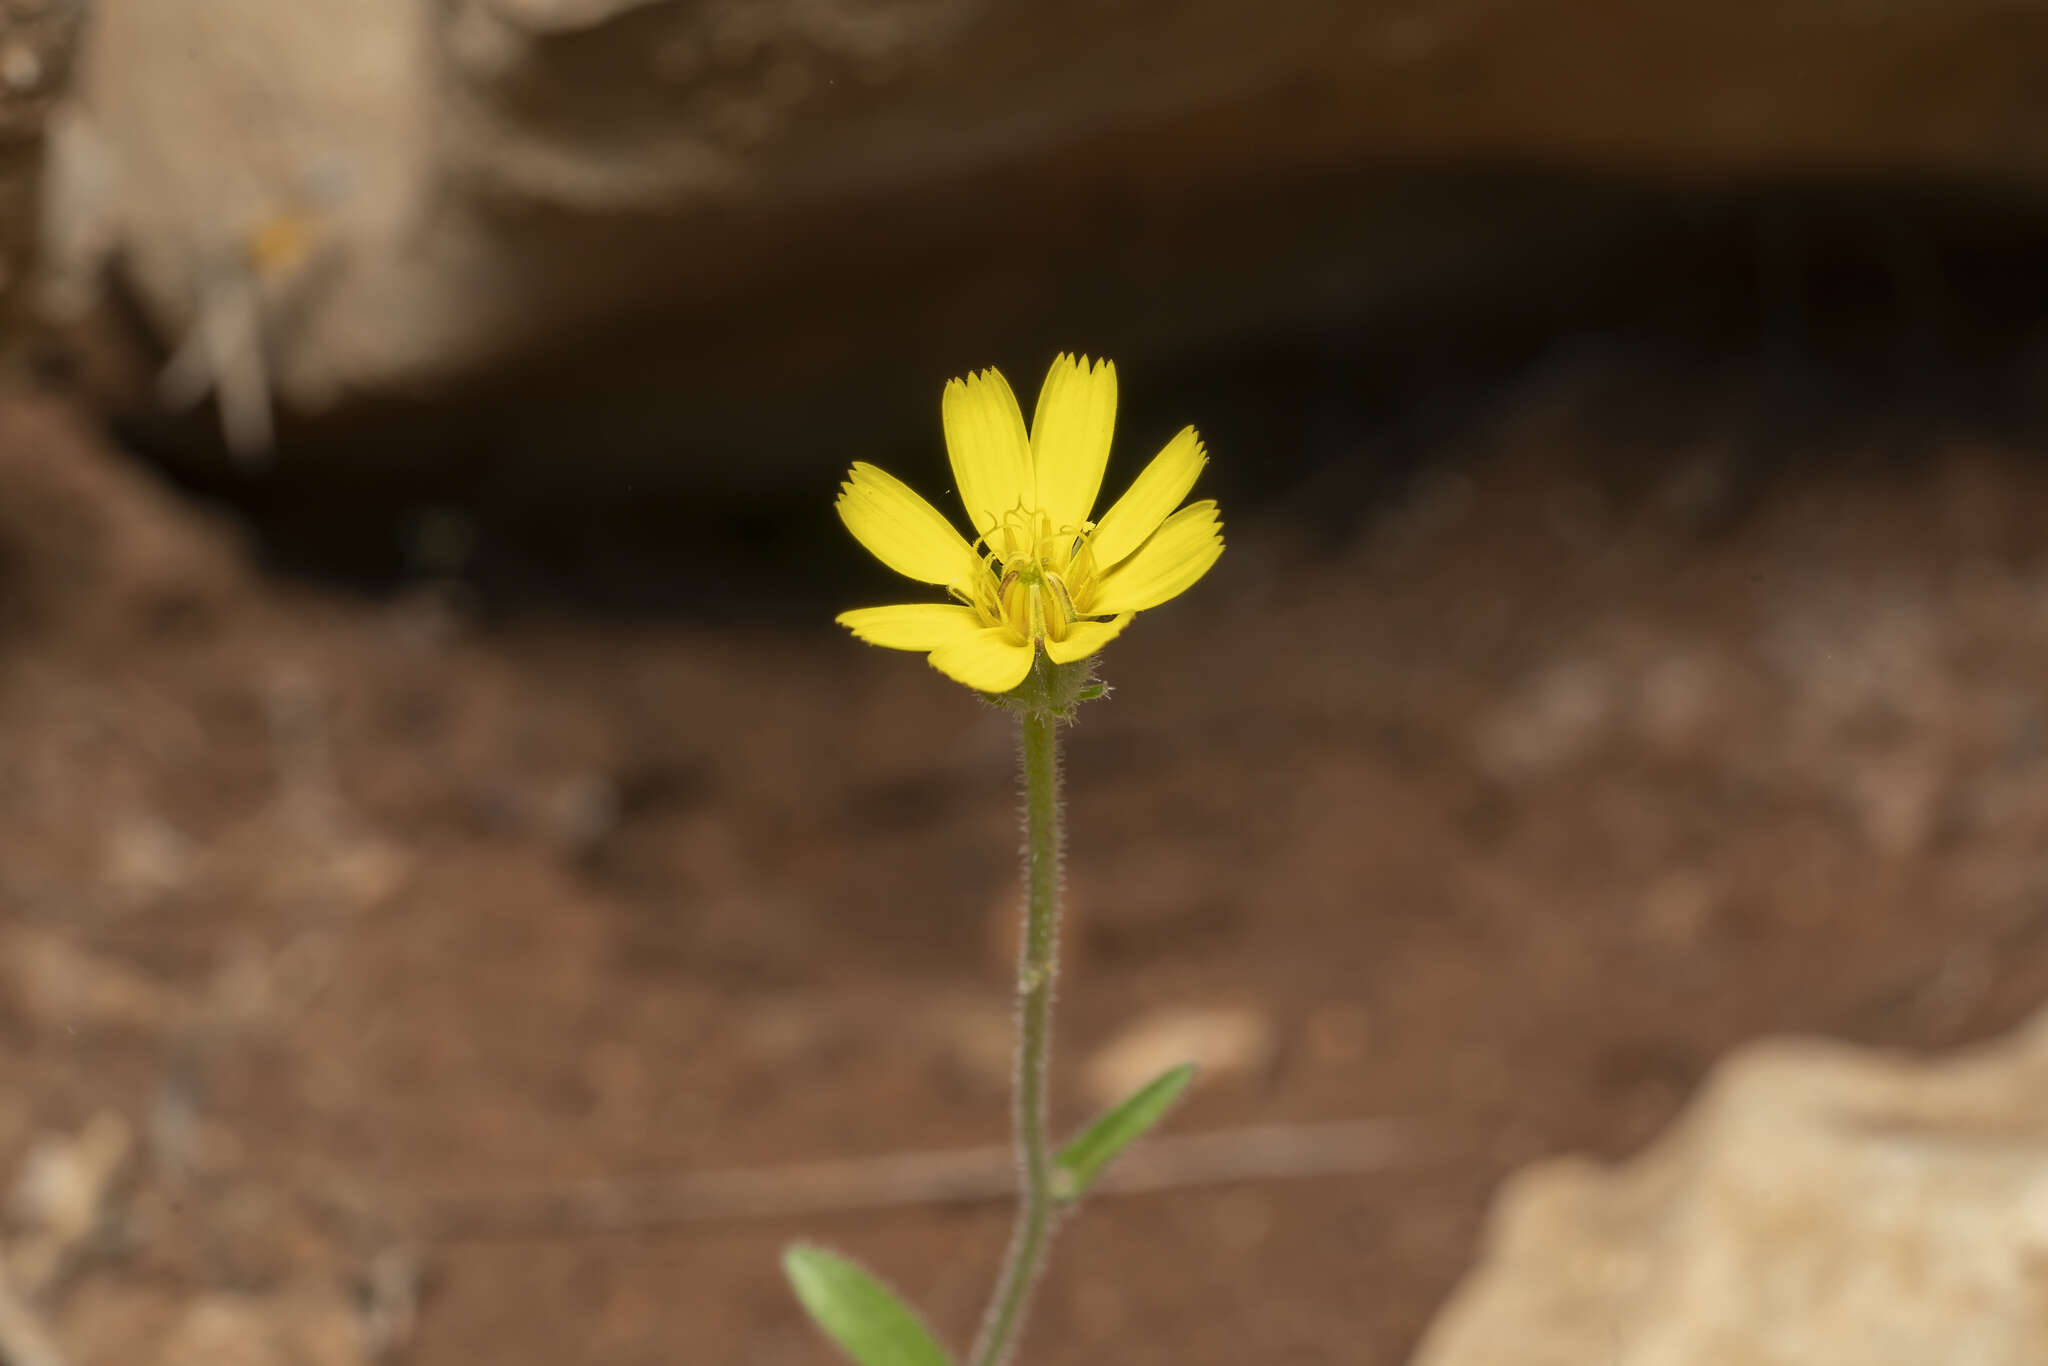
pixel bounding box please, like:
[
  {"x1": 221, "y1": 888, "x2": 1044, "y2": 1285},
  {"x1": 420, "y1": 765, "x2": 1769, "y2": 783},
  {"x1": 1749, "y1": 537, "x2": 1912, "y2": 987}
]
[
  {"x1": 6, "y1": 1111, "x2": 133, "y2": 1296},
  {"x1": 156, "y1": 261, "x2": 275, "y2": 464},
  {"x1": 1084, "y1": 1005, "x2": 1277, "y2": 1108}
]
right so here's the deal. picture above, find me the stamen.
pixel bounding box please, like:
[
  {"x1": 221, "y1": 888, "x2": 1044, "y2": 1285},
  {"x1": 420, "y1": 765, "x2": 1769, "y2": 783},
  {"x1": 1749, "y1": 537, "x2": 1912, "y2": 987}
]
[
  {"x1": 1044, "y1": 573, "x2": 1078, "y2": 627},
  {"x1": 968, "y1": 505, "x2": 1118, "y2": 643}
]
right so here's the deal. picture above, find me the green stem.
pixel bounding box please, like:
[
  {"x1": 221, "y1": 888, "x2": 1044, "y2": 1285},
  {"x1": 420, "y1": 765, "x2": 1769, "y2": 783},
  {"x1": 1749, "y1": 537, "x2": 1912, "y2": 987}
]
[{"x1": 969, "y1": 702, "x2": 1065, "y2": 1366}]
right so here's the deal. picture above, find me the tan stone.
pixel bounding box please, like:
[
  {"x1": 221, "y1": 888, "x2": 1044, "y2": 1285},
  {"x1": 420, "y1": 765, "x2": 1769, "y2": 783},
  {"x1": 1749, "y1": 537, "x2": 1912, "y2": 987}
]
[{"x1": 1412, "y1": 1011, "x2": 2048, "y2": 1366}]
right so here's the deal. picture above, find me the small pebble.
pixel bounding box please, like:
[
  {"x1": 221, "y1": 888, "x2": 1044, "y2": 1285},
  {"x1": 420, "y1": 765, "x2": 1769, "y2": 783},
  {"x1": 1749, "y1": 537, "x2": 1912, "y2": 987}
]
[{"x1": 1, "y1": 42, "x2": 41, "y2": 93}]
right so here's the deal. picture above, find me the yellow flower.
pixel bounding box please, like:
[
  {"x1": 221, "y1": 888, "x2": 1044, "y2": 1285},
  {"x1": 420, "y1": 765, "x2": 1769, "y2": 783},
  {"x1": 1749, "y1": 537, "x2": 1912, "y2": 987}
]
[{"x1": 835, "y1": 355, "x2": 1223, "y2": 693}]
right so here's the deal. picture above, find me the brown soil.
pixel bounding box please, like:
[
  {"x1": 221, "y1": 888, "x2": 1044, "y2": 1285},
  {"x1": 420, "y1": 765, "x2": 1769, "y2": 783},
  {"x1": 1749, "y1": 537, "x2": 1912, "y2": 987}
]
[{"x1": 7, "y1": 350, "x2": 2048, "y2": 1366}]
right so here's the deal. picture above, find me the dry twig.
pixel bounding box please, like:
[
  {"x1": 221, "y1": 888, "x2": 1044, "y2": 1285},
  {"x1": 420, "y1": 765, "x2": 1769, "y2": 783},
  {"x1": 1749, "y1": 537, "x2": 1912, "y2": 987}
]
[{"x1": 421, "y1": 1118, "x2": 1415, "y2": 1242}]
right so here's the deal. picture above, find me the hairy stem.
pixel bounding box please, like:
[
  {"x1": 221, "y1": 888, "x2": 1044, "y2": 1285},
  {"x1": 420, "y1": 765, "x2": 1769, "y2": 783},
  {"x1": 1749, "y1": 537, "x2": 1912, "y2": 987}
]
[{"x1": 969, "y1": 704, "x2": 1064, "y2": 1366}]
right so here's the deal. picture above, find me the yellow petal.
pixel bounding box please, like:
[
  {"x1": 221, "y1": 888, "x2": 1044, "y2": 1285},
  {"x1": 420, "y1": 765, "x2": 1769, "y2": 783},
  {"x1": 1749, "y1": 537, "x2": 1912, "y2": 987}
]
[
  {"x1": 1088, "y1": 426, "x2": 1205, "y2": 570},
  {"x1": 942, "y1": 368, "x2": 1033, "y2": 540},
  {"x1": 1030, "y1": 354, "x2": 1117, "y2": 531},
  {"x1": 1045, "y1": 612, "x2": 1132, "y2": 664},
  {"x1": 1089, "y1": 500, "x2": 1223, "y2": 615},
  {"x1": 836, "y1": 463, "x2": 979, "y2": 585},
  {"x1": 836, "y1": 603, "x2": 987, "y2": 652},
  {"x1": 928, "y1": 627, "x2": 1036, "y2": 693}
]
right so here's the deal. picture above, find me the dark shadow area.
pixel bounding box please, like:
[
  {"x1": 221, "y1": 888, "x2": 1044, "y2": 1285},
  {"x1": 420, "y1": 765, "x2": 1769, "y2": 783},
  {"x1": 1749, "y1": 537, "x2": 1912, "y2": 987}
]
[{"x1": 111, "y1": 166, "x2": 2048, "y2": 621}]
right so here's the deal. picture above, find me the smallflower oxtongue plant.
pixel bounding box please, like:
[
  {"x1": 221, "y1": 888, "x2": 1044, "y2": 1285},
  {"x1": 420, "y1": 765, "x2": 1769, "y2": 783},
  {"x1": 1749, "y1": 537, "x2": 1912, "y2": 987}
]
[
  {"x1": 834, "y1": 354, "x2": 1224, "y2": 697},
  {"x1": 782, "y1": 355, "x2": 1219, "y2": 1366}
]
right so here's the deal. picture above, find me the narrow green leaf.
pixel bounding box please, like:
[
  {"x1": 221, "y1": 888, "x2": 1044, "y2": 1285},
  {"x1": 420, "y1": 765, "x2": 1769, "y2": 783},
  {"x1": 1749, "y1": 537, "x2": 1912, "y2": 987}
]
[
  {"x1": 781, "y1": 1245, "x2": 955, "y2": 1366},
  {"x1": 1054, "y1": 1062, "x2": 1196, "y2": 1201}
]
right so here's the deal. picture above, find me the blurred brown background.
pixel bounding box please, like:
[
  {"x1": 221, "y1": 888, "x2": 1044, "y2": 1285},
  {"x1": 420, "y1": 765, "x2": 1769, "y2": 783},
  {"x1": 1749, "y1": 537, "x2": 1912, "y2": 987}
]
[{"x1": 6, "y1": 1, "x2": 2048, "y2": 1363}]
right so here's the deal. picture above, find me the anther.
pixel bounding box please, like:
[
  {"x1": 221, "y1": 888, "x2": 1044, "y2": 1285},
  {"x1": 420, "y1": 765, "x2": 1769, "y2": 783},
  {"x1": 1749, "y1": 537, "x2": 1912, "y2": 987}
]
[{"x1": 1044, "y1": 573, "x2": 1078, "y2": 626}]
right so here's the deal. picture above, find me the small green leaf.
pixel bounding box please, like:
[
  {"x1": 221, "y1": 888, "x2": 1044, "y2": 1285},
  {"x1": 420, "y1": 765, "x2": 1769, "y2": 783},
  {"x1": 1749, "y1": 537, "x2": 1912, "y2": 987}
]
[
  {"x1": 1054, "y1": 1062, "x2": 1196, "y2": 1201},
  {"x1": 782, "y1": 1245, "x2": 955, "y2": 1366}
]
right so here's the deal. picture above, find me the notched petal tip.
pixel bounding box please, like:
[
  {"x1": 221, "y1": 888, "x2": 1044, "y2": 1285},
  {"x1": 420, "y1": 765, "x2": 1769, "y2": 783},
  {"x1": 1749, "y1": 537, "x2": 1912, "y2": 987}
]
[
  {"x1": 1088, "y1": 426, "x2": 1207, "y2": 571},
  {"x1": 1032, "y1": 351, "x2": 1119, "y2": 530},
  {"x1": 942, "y1": 366, "x2": 1032, "y2": 536},
  {"x1": 958, "y1": 366, "x2": 1014, "y2": 398},
  {"x1": 1089, "y1": 499, "x2": 1225, "y2": 616}
]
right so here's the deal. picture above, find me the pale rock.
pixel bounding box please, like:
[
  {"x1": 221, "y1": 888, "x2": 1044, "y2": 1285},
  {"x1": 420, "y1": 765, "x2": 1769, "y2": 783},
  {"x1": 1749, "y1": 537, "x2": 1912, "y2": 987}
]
[
  {"x1": 1411, "y1": 1008, "x2": 2048, "y2": 1366},
  {"x1": 40, "y1": 0, "x2": 2048, "y2": 475}
]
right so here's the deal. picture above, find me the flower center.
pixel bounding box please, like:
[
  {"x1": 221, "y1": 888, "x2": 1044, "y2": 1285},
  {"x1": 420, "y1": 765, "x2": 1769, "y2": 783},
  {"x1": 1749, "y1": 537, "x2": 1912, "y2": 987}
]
[{"x1": 954, "y1": 505, "x2": 1101, "y2": 645}]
